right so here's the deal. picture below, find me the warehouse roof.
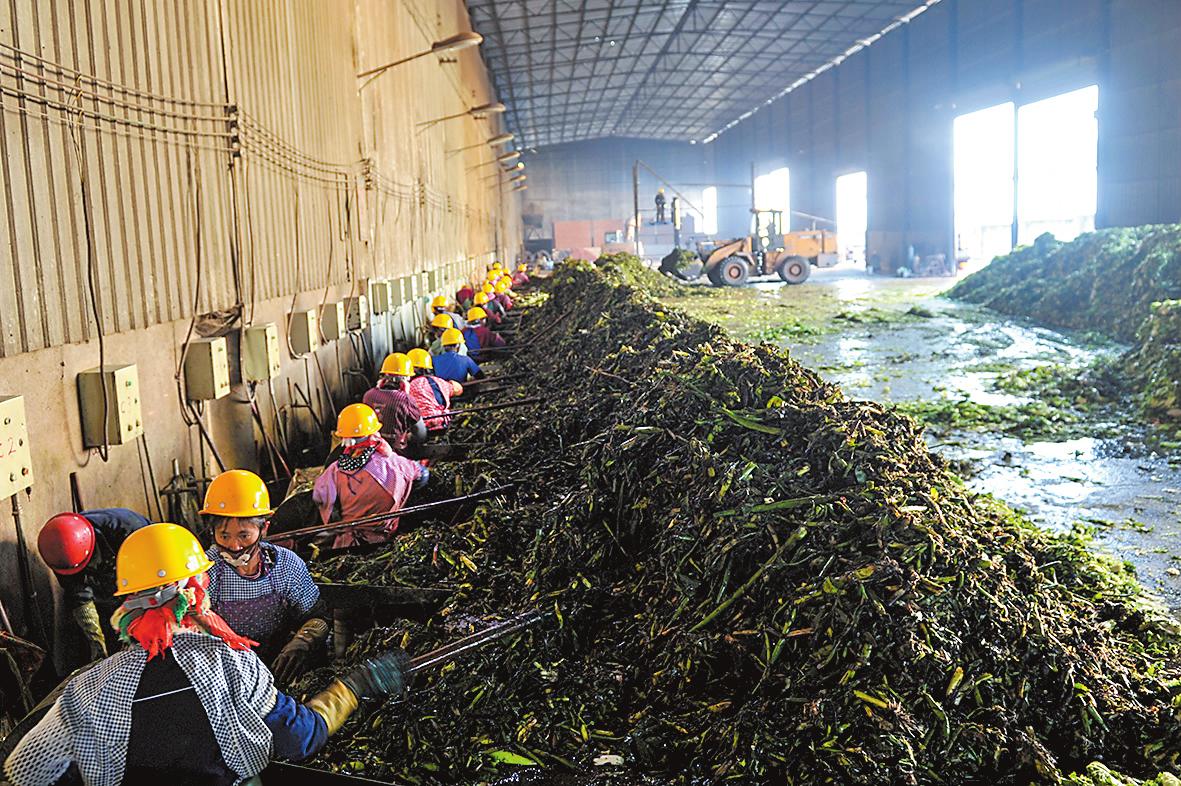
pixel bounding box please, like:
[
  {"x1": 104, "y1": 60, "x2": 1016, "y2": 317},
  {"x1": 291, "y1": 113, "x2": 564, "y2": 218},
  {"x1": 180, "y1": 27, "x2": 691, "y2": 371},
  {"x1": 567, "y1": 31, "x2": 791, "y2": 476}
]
[{"x1": 466, "y1": 0, "x2": 941, "y2": 148}]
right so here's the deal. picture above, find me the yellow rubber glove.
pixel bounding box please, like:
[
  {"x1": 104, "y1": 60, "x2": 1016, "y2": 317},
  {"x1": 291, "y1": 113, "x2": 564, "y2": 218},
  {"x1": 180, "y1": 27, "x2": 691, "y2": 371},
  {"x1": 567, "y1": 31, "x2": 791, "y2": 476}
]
[
  {"x1": 71, "y1": 601, "x2": 108, "y2": 661},
  {"x1": 304, "y1": 680, "x2": 359, "y2": 736}
]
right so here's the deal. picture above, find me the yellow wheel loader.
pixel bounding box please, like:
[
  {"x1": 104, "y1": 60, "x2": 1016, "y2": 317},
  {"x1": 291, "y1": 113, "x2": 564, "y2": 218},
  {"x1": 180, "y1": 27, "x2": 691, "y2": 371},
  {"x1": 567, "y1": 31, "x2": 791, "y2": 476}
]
[{"x1": 663, "y1": 210, "x2": 839, "y2": 286}]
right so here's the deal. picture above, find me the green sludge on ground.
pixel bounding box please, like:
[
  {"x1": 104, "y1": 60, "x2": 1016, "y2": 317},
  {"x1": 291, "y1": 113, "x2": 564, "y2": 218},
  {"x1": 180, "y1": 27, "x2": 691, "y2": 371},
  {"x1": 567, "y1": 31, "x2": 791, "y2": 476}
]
[{"x1": 297, "y1": 254, "x2": 1181, "y2": 786}]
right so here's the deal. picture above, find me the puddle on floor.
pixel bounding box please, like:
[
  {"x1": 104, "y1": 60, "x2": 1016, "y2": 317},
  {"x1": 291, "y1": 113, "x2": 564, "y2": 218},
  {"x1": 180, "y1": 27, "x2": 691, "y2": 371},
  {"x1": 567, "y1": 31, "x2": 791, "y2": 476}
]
[{"x1": 685, "y1": 267, "x2": 1181, "y2": 610}]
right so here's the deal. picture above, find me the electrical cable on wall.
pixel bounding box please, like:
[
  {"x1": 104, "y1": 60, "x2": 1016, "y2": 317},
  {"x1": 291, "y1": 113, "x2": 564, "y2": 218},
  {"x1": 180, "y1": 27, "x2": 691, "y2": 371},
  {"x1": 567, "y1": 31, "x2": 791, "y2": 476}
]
[{"x1": 66, "y1": 92, "x2": 110, "y2": 462}]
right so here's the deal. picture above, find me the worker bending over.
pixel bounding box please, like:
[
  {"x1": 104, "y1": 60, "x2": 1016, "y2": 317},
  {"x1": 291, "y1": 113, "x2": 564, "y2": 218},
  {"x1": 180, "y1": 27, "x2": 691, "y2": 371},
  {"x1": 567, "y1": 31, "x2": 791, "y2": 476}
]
[
  {"x1": 37, "y1": 508, "x2": 151, "y2": 664},
  {"x1": 429, "y1": 313, "x2": 469, "y2": 356},
  {"x1": 407, "y1": 348, "x2": 462, "y2": 432},
  {"x1": 363, "y1": 352, "x2": 428, "y2": 450},
  {"x1": 464, "y1": 307, "x2": 506, "y2": 359},
  {"x1": 433, "y1": 328, "x2": 483, "y2": 383},
  {"x1": 455, "y1": 280, "x2": 476, "y2": 310},
  {"x1": 201, "y1": 469, "x2": 328, "y2": 685},
  {"x1": 313, "y1": 404, "x2": 427, "y2": 548},
  {"x1": 4, "y1": 523, "x2": 410, "y2": 785},
  {"x1": 428, "y1": 295, "x2": 466, "y2": 330}
]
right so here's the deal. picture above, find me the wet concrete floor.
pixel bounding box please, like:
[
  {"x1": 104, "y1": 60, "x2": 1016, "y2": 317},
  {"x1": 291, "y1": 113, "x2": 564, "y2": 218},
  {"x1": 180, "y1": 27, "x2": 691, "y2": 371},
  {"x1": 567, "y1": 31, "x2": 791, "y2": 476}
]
[{"x1": 668, "y1": 264, "x2": 1181, "y2": 610}]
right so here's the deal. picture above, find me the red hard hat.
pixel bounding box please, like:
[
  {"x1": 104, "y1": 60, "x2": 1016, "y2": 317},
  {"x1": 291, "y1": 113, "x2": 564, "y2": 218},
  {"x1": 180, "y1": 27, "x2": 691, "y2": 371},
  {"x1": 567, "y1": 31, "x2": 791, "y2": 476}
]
[{"x1": 37, "y1": 513, "x2": 96, "y2": 576}]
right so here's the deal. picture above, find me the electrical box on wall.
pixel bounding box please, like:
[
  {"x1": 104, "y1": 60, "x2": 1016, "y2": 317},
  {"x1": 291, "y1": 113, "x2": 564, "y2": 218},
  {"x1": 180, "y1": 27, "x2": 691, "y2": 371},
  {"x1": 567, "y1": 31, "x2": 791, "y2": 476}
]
[
  {"x1": 321, "y1": 301, "x2": 346, "y2": 341},
  {"x1": 369, "y1": 281, "x2": 392, "y2": 314},
  {"x1": 289, "y1": 309, "x2": 319, "y2": 355},
  {"x1": 345, "y1": 295, "x2": 369, "y2": 331},
  {"x1": 243, "y1": 323, "x2": 281, "y2": 382},
  {"x1": 184, "y1": 337, "x2": 231, "y2": 400},
  {"x1": 0, "y1": 396, "x2": 33, "y2": 499},
  {"x1": 77, "y1": 364, "x2": 144, "y2": 448}
]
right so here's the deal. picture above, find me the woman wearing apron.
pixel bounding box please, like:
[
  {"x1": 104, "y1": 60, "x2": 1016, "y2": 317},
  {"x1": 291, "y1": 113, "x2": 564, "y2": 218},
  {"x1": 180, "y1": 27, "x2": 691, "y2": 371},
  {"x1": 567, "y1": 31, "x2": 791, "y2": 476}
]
[{"x1": 202, "y1": 469, "x2": 329, "y2": 685}]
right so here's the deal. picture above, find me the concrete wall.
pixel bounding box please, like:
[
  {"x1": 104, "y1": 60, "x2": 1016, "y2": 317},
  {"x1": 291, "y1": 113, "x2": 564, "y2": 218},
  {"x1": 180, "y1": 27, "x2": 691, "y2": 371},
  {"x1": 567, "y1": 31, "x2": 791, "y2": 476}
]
[
  {"x1": 711, "y1": 0, "x2": 1181, "y2": 272},
  {"x1": 0, "y1": 0, "x2": 520, "y2": 666},
  {"x1": 521, "y1": 137, "x2": 714, "y2": 242}
]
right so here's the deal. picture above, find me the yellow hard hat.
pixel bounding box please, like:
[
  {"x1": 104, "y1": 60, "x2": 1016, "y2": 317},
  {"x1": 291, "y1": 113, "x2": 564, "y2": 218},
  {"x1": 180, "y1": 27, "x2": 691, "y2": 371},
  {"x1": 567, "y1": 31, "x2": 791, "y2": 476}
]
[
  {"x1": 441, "y1": 327, "x2": 464, "y2": 346},
  {"x1": 430, "y1": 313, "x2": 452, "y2": 330},
  {"x1": 114, "y1": 523, "x2": 214, "y2": 596},
  {"x1": 492, "y1": 262, "x2": 503, "y2": 271},
  {"x1": 516, "y1": 264, "x2": 526, "y2": 272},
  {"x1": 407, "y1": 348, "x2": 433, "y2": 371},
  {"x1": 200, "y1": 469, "x2": 273, "y2": 517},
  {"x1": 494, "y1": 279, "x2": 509, "y2": 293},
  {"x1": 481, "y1": 283, "x2": 495, "y2": 295},
  {"x1": 380, "y1": 352, "x2": 413, "y2": 377},
  {"x1": 467, "y1": 306, "x2": 488, "y2": 321},
  {"x1": 430, "y1": 295, "x2": 448, "y2": 310},
  {"x1": 486, "y1": 270, "x2": 500, "y2": 282},
  {"x1": 335, "y1": 403, "x2": 382, "y2": 438},
  {"x1": 473, "y1": 291, "x2": 490, "y2": 306}
]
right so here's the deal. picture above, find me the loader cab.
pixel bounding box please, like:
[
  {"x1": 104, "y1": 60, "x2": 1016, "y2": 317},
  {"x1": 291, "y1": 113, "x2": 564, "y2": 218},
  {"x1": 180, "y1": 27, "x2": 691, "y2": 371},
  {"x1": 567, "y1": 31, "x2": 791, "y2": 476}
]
[{"x1": 752, "y1": 210, "x2": 785, "y2": 254}]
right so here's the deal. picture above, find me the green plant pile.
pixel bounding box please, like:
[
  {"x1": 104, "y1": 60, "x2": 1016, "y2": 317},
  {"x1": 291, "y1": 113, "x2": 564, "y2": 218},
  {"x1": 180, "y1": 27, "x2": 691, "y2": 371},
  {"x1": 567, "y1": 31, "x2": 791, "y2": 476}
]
[
  {"x1": 1119, "y1": 300, "x2": 1181, "y2": 421},
  {"x1": 948, "y1": 227, "x2": 1181, "y2": 343},
  {"x1": 299, "y1": 254, "x2": 1181, "y2": 785},
  {"x1": 951, "y1": 226, "x2": 1181, "y2": 428}
]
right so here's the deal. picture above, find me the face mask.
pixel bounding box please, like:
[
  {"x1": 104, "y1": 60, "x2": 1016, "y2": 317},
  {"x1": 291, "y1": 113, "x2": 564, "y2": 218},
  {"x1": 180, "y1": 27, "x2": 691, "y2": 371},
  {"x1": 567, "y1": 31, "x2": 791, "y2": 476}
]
[{"x1": 218, "y1": 541, "x2": 259, "y2": 568}]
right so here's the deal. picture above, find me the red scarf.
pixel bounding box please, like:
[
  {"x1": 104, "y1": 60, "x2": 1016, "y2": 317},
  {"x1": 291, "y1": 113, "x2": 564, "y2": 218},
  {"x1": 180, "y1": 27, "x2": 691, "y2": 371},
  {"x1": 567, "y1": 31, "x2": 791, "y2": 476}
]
[{"x1": 115, "y1": 576, "x2": 256, "y2": 660}]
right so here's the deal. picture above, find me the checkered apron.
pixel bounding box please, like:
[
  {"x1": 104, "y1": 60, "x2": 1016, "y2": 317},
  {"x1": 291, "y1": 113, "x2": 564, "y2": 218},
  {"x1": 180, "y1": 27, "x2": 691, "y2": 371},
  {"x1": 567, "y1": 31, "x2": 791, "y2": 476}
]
[{"x1": 4, "y1": 631, "x2": 277, "y2": 785}]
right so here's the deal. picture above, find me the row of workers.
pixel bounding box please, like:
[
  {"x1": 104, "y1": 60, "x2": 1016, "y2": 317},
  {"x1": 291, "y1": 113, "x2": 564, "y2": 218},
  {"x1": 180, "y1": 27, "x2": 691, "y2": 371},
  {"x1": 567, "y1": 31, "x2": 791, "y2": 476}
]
[
  {"x1": 8, "y1": 263, "x2": 531, "y2": 782},
  {"x1": 15, "y1": 470, "x2": 408, "y2": 784}
]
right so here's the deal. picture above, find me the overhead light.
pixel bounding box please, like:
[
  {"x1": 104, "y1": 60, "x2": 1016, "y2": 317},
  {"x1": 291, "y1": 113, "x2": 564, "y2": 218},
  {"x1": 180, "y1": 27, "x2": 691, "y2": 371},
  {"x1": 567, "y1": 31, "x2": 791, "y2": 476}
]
[
  {"x1": 471, "y1": 102, "x2": 506, "y2": 115},
  {"x1": 449, "y1": 133, "x2": 516, "y2": 156},
  {"x1": 432, "y1": 31, "x2": 483, "y2": 55},
  {"x1": 417, "y1": 101, "x2": 508, "y2": 128},
  {"x1": 357, "y1": 31, "x2": 483, "y2": 81}
]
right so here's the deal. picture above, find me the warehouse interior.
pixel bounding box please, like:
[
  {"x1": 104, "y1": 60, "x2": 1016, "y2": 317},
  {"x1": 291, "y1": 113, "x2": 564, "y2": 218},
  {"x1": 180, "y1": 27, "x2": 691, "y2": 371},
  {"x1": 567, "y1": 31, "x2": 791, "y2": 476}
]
[{"x1": 2, "y1": 1, "x2": 1181, "y2": 784}]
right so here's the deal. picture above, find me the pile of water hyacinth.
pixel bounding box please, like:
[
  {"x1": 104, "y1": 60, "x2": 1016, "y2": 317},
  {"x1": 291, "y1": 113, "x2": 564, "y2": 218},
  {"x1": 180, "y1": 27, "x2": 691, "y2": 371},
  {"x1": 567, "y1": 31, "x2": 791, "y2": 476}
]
[{"x1": 296, "y1": 255, "x2": 1181, "y2": 785}]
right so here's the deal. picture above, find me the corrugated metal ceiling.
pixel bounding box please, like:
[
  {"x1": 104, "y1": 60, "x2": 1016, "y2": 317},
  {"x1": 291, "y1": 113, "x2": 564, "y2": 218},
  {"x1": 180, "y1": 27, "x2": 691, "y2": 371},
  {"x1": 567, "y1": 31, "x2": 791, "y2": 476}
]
[{"x1": 466, "y1": 0, "x2": 940, "y2": 148}]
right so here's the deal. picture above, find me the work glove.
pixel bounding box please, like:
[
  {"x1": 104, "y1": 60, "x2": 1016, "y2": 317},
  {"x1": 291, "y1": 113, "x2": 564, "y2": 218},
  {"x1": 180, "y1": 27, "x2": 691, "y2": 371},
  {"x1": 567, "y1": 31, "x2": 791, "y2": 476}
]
[
  {"x1": 71, "y1": 602, "x2": 108, "y2": 661},
  {"x1": 271, "y1": 618, "x2": 329, "y2": 685},
  {"x1": 339, "y1": 648, "x2": 411, "y2": 702}
]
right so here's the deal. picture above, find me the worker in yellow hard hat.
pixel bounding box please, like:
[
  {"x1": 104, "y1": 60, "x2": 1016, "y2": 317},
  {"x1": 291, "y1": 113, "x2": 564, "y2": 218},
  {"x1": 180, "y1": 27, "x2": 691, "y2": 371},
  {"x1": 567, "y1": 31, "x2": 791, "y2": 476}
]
[
  {"x1": 406, "y1": 348, "x2": 463, "y2": 433},
  {"x1": 463, "y1": 307, "x2": 506, "y2": 360},
  {"x1": 312, "y1": 404, "x2": 428, "y2": 548},
  {"x1": 363, "y1": 353, "x2": 427, "y2": 451},
  {"x1": 494, "y1": 276, "x2": 516, "y2": 311},
  {"x1": 472, "y1": 290, "x2": 503, "y2": 325},
  {"x1": 4, "y1": 522, "x2": 412, "y2": 782},
  {"x1": 201, "y1": 469, "x2": 328, "y2": 685},
  {"x1": 655, "y1": 187, "x2": 667, "y2": 223},
  {"x1": 433, "y1": 327, "x2": 483, "y2": 383},
  {"x1": 429, "y1": 312, "x2": 469, "y2": 356},
  {"x1": 428, "y1": 294, "x2": 465, "y2": 330},
  {"x1": 512, "y1": 262, "x2": 530, "y2": 287}
]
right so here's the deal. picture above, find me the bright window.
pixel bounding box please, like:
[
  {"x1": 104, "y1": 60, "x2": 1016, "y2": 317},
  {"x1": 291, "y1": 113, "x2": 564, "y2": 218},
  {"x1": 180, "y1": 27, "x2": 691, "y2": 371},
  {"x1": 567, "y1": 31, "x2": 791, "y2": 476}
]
[
  {"x1": 835, "y1": 171, "x2": 867, "y2": 263},
  {"x1": 701, "y1": 186, "x2": 718, "y2": 236},
  {"x1": 1017, "y1": 85, "x2": 1098, "y2": 245},
  {"x1": 754, "y1": 167, "x2": 790, "y2": 215},
  {"x1": 954, "y1": 102, "x2": 1016, "y2": 264}
]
